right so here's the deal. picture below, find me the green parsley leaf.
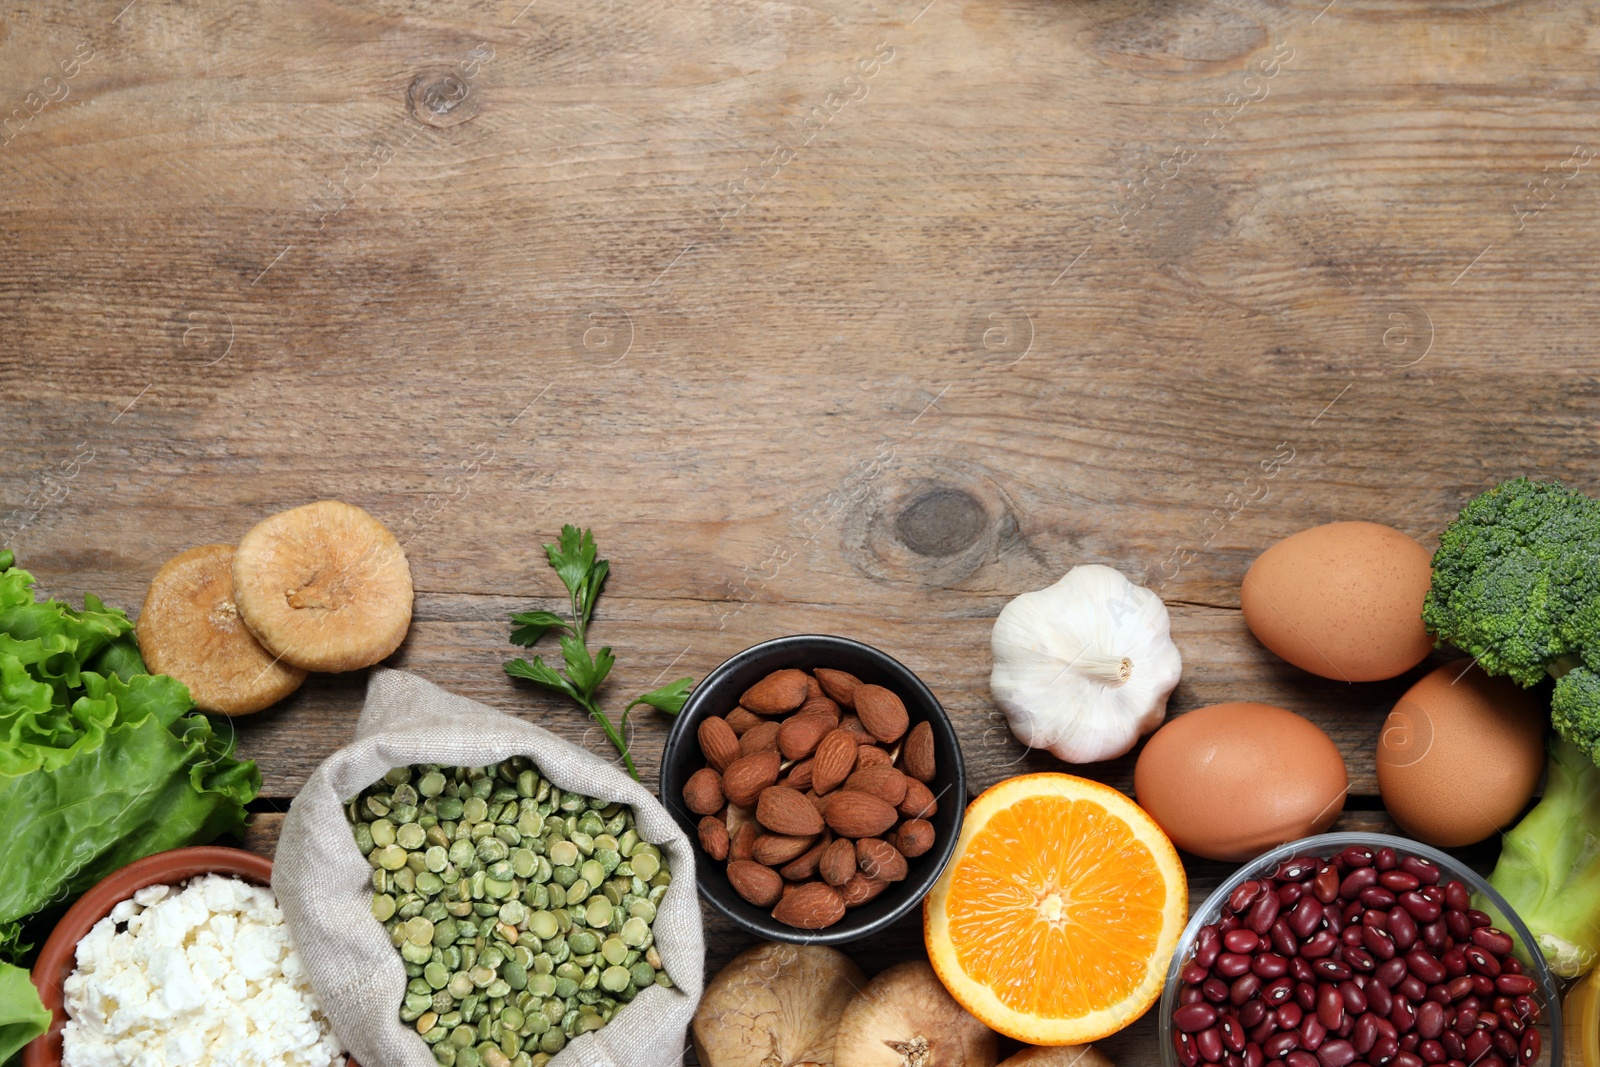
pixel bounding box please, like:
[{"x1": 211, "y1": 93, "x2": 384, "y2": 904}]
[
  {"x1": 508, "y1": 610, "x2": 571, "y2": 647},
  {"x1": 627, "y1": 678, "x2": 694, "y2": 716}
]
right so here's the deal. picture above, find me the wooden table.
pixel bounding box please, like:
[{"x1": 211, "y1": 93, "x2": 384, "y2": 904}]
[{"x1": 4, "y1": 0, "x2": 1597, "y2": 1061}]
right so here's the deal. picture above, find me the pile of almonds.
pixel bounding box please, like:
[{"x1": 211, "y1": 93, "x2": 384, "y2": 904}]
[{"x1": 682, "y1": 666, "x2": 940, "y2": 930}]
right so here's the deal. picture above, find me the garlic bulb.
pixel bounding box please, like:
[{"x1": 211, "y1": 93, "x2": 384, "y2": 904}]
[{"x1": 990, "y1": 564, "x2": 1183, "y2": 763}]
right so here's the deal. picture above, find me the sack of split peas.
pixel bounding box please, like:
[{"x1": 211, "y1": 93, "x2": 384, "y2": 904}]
[{"x1": 274, "y1": 669, "x2": 704, "y2": 1067}]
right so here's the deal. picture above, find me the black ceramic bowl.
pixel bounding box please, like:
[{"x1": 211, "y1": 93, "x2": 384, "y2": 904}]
[{"x1": 660, "y1": 634, "x2": 966, "y2": 944}]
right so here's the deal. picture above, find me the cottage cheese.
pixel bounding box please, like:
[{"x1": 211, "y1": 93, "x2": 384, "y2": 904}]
[{"x1": 62, "y1": 875, "x2": 343, "y2": 1067}]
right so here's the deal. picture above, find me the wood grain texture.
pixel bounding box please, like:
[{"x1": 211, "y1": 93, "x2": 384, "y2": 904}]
[{"x1": 5, "y1": 0, "x2": 1598, "y2": 1061}]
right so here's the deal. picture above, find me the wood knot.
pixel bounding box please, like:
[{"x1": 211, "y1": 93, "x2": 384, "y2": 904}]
[
  {"x1": 895, "y1": 488, "x2": 988, "y2": 557},
  {"x1": 408, "y1": 68, "x2": 481, "y2": 128}
]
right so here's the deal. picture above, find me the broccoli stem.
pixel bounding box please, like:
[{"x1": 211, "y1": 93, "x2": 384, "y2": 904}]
[
  {"x1": 1547, "y1": 654, "x2": 1583, "y2": 681},
  {"x1": 1485, "y1": 736, "x2": 1600, "y2": 977}
]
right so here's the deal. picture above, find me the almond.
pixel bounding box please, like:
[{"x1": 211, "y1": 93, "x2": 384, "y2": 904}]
[
  {"x1": 804, "y1": 672, "x2": 825, "y2": 702},
  {"x1": 839, "y1": 871, "x2": 890, "y2": 907},
  {"x1": 697, "y1": 716, "x2": 741, "y2": 773},
  {"x1": 838, "y1": 714, "x2": 875, "y2": 745},
  {"x1": 844, "y1": 765, "x2": 909, "y2": 807},
  {"x1": 824, "y1": 791, "x2": 899, "y2": 838},
  {"x1": 739, "y1": 720, "x2": 781, "y2": 757},
  {"x1": 726, "y1": 860, "x2": 782, "y2": 907},
  {"x1": 855, "y1": 744, "x2": 891, "y2": 769},
  {"x1": 722, "y1": 750, "x2": 781, "y2": 808},
  {"x1": 752, "y1": 832, "x2": 817, "y2": 866},
  {"x1": 794, "y1": 696, "x2": 841, "y2": 725},
  {"x1": 729, "y1": 820, "x2": 758, "y2": 863},
  {"x1": 783, "y1": 757, "x2": 814, "y2": 792},
  {"x1": 698, "y1": 816, "x2": 730, "y2": 860},
  {"x1": 682, "y1": 768, "x2": 724, "y2": 815},
  {"x1": 810, "y1": 729, "x2": 858, "y2": 795},
  {"x1": 778, "y1": 833, "x2": 830, "y2": 881},
  {"x1": 854, "y1": 684, "x2": 909, "y2": 744},
  {"x1": 777, "y1": 711, "x2": 834, "y2": 761},
  {"x1": 819, "y1": 837, "x2": 857, "y2": 886},
  {"x1": 756, "y1": 786, "x2": 825, "y2": 836},
  {"x1": 899, "y1": 778, "x2": 938, "y2": 820},
  {"x1": 814, "y1": 668, "x2": 862, "y2": 708},
  {"x1": 771, "y1": 882, "x2": 846, "y2": 929},
  {"x1": 901, "y1": 720, "x2": 936, "y2": 783},
  {"x1": 741, "y1": 669, "x2": 810, "y2": 714},
  {"x1": 894, "y1": 819, "x2": 936, "y2": 858},
  {"x1": 726, "y1": 707, "x2": 763, "y2": 736},
  {"x1": 807, "y1": 790, "x2": 831, "y2": 817},
  {"x1": 854, "y1": 837, "x2": 909, "y2": 882}
]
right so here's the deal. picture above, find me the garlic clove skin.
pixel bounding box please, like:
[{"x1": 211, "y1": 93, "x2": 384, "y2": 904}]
[{"x1": 990, "y1": 564, "x2": 1183, "y2": 764}]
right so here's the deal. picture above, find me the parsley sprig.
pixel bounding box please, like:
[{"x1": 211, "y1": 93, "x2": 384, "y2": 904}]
[{"x1": 503, "y1": 525, "x2": 693, "y2": 780}]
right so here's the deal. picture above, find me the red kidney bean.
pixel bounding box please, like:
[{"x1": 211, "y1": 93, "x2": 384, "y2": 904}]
[
  {"x1": 1471, "y1": 975, "x2": 1495, "y2": 997},
  {"x1": 1340, "y1": 846, "x2": 1375, "y2": 868},
  {"x1": 1378, "y1": 870, "x2": 1420, "y2": 892},
  {"x1": 1176, "y1": 1030, "x2": 1202, "y2": 1066},
  {"x1": 1391, "y1": 995, "x2": 1417, "y2": 1032},
  {"x1": 1495, "y1": 974, "x2": 1536, "y2": 996},
  {"x1": 1242, "y1": 1000, "x2": 1269, "y2": 1028},
  {"x1": 1231, "y1": 881, "x2": 1265, "y2": 913},
  {"x1": 1244, "y1": 1043, "x2": 1265, "y2": 1067},
  {"x1": 1363, "y1": 925, "x2": 1398, "y2": 960},
  {"x1": 1442, "y1": 881, "x2": 1471, "y2": 912},
  {"x1": 1343, "y1": 927, "x2": 1366, "y2": 948},
  {"x1": 1265, "y1": 977, "x2": 1295, "y2": 1005},
  {"x1": 1363, "y1": 909, "x2": 1387, "y2": 930},
  {"x1": 1198, "y1": 926, "x2": 1224, "y2": 969},
  {"x1": 1465, "y1": 909, "x2": 1492, "y2": 929},
  {"x1": 1453, "y1": 1008, "x2": 1477, "y2": 1034},
  {"x1": 1398, "y1": 891, "x2": 1441, "y2": 923},
  {"x1": 1397, "y1": 975, "x2": 1427, "y2": 1003},
  {"x1": 1250, "y1": 1016, "x2": 1279, "y2": 1045},
  {"x1": 1376, "y1": 847, "x2": 1398, "y2": 871},
  {"x1": 1185, "y1": 962, "x2": 1212, "y2": 983},
  {"x1": 1399, "y1": 857, "x2": 1440, "y2": 884},
  {"x1": 1292, "y1": 958, "x2": 1317, "y2": 983},
  {"x1": 1254, "y1": 953, "x2": 1290, "y2": 979},
  {"x1": 1407, "y1": 949, "x2": 1447, "y2": 985},
  {"x1": 1422, "y1": 985, "x2": 1450, "y2": 1006},
  {"x1": 1317, "y1": 1038, "x2": 1357, "y2": 1067},
  {"x1": 1205, "y1": 978, "x2": 1230, "y2": 1003},
  {"x1": 1445, "y1": 976, "x2": 1474, "y2": 1001},
  {"x1": 1518, "y1": 1028, "x2": 1539, "y2": 1065},
  {"x1": 1182, "y1": 985, "x2": 1206, "y2": 1005},
  {"x1": 1417, "y1": 1041, "x2": 1444, "y2": 1065},
  {"x1": 1440, "y1": 947, "x2": 1467, "y2": 979},
  {"x1": 1339, "y1": 980, "x2": 1366, "y2": 1014},
  {"x1": 1440, "y1": 1030, "x2": 1465, "y2": 1059},
  {"x1": 1340, "y1": 867, "x2": 1379, "y2": 898},
  {"x1": 1278, "y1": 858, "x2": 1321, "y2": 881},
  {"x1": 1272, "y1": 920, "x2": 1301, "y2": 958},
  {"x1": 1367, "y1": 981, "x2": 1393, "y2": 1017},
  {"x1": 1374, "y1": 1017, "x2": 1398, "y2": 1042},
  {"x1": 1460, "y1": 995, "x2": 1483, "y2": 1015},
  {"x1": 1300, "y1": 1015, "x2": 1327, "y2": 1051},
  {"x1": 1479, "y1": 1010, "x2": 1503, "y2": 1032},
  {"x1": 1392, "y1": 1053, "x2": 1424, "y2": 1067},
  {"x1": 1352, "y1": 1013, "x2": 1379, "y2": 1054},
  {"x1": 1325, "y1": 907, "x2": 1345, "y2": 936},
  {"x1": 1510, "y1": 994, "x2": 1536, "y2": 1022},
  {"x1": 1420, "y1": 884, "x2": 1446, "y2": 904},
  {"x1": 1463, "y1": 946, "x2": 1499, "y2": 977},
  {"x1": 1375, "y1": 958, "x2": 1407, "y2": 988},
  {"x1": 1361, "y1": 887, "x2": 1399, "y2": 910},
  {"x1": 1297, "y1": 982, "x2": 1318, "y2": 1012},
  {"x1": 1301, "y1": 930, "x2": 1339, "y2": 959},
  {"x1": 1250, "y1": 892, "x2": 1283, "y2": 935},
  {"x1": 1414, "y1": 999, "x2": 1445, "y2": 1039},
  {"x1": 1387, "y1": 907, "x2": 1418, "y2": 950},
  {"x1": 1198, "y1": 1026, "x2": 1226, "y2": 1063},
  {"x1": 1266, "y1": 1032, "x2": 1301, "y2": 1060},
  {"x1": 1219, "y1": 953, "x2": 1254, "y2": 978},
  {"x1": 1280, "y1": 883, "x2": 1305, "y2": 906},
  {"x1": 1314, "y1": 960, "x2": 1354, "y2": 982},
  {"x1": 1279, "y1": 1002, "x2": 1305, "y2": 1029},
  {"x1": 1177, "y1": 1003, "x2": 1220, "y2": 1032},
  {"x1": 1222, "y1": 915, "x2": 1241, "y2": 935},
  {"x1": 1227, "y1": 929, "x2": 1263, "y2": 954},
  {"x1": 1463, "y1": 1030, "x2": 1491, "y2": 1063},
  {"x1": 1317, "y1": 984, "x2": 1345, "y2": 1030},
  {"x1": 1344, "y1": 900, "x2": 1366, "y2": 925},
  {"x1": 1312, "y1": 865, "x2": 1340, "y2": 903},
  {"x1": 1370, "y1": 1036, "x2": 1399, "y2": 1065},
  {"x1": 1222, "y1": 1015, "x2": 1248, "y2": 1054},
  {"x1": 1501, "y1": 955, "x2": 1523, "y2": 976},
  {"x1": 1288, "y1": 897, "x2": 1323, "y2": 939},
  {"x1": 1286, "y1": 1052, "x2": 1318, "y2": 1067},
  {"x1": 1421, "y1": 921, "x2": 1449, "y2": 954},
  {"x1": 1471, "y1": 928, "x2": 1514, "y2": 956},
  {"x1": 1344, "y1": 946, "x2": 1376, "y2": 973},
  {"x1": 1444, "y1": 910, "x2": 1472, "y2": 942},
  {"x1": 1233, "y1": 975, "x2": 1264, "y2": 1006}
]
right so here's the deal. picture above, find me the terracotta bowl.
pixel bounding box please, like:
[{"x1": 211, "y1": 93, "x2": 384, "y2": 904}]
[{"x1": 24, "y1": 846, "x2": 275, "y2": 1067}]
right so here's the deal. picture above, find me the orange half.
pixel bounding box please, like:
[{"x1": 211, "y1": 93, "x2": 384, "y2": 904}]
[{"x1": 925, "y1": 773, "x2": 1187, "y2": 1044}]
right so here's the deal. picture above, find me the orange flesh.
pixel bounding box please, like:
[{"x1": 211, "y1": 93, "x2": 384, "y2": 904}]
[{"x1": 944, "y1": 794, "x2": 1169, "y2": 1018}]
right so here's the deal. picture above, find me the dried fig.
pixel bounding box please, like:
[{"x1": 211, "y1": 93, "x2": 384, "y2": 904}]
[{"x1": 694, "y1": 942, "x2": 865, "y2": 1067}]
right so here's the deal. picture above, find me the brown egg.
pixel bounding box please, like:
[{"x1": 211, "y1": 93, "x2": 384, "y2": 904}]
[
  {"x1": 1134, "y1": 702, "x2": 1348, "y2": 862},
  {"x1": 1376, "y1": 660, "x2": 1546, "y2": 847},
  {"x1": 1242, "y1": 521, "x2": 1434, "y2": 682}
]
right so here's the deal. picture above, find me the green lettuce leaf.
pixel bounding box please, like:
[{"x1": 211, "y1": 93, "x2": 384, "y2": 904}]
[{"x1": 0, "y1": 962, "x2": 49, "y2": 1063}]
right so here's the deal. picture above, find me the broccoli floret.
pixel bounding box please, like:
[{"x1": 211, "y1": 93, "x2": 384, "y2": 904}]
[
  {"x1": 1423, "y1": 476, "x2": 1600, "y2": 758},
  {"x1": 1485, "y1": 737, "x2": 1600, "y2": 977}
]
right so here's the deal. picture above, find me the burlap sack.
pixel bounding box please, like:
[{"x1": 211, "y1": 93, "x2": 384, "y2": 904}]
[{"x1": 273, "y1": 669, "x2": 703, "y2": 1067}]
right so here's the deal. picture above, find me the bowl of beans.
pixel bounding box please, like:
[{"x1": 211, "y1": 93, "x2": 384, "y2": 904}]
[{"x1": 1159, "y1": 832, "x2": 1561, "y2": 1067}]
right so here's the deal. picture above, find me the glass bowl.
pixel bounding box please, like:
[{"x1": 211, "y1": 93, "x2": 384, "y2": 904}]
[{"x1": 1158, "y1": 832, "x2": 1561, "y2": 1067}]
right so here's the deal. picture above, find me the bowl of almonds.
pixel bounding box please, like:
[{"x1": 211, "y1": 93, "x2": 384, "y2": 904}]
[{"x1": 659, "y1": 634, "x2": 965, "y2": 944}]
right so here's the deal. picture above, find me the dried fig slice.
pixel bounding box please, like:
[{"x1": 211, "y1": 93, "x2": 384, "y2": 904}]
[
  {"x1": 694, "y1": 942, "x2": 865, "y2": 1067},
  {"x1": 231, "y1": 499, "x2": 413, "y2": 672},
  {"x1": 136, "y1": 544, "x2": 306, "y2": 715},
  {"x1": 834, "y1": 960, "x2": 997, "y2": 1067}
]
